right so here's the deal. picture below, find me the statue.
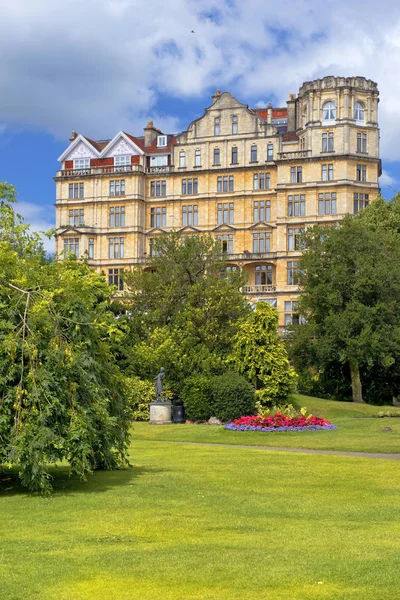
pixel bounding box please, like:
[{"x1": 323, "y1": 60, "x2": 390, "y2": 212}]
[{"x1": 154, "y1": 367, "x2": 165, "y2": 402}]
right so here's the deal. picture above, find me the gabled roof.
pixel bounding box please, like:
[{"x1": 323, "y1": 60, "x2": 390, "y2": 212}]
[
  {"x1": 58, "y1": 134, "x2": 101, "y2": 162},
  {"x1": 99, "y1": 131, "x2": 145, "y2": 157}
]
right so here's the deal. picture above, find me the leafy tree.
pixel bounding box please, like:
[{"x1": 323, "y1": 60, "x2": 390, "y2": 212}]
[
  {"x1": 122, "y1": 234, "x2": 251, "y2": 392},
  {"x1": 0, "y1": 183, "x2": 130, "y2": 492},
  {"x1": 230, "y1": 302, "x2": 297, "y2": 406},
  {"x1": 289, "y1": 204, "x2": 400, "y2": 403}
]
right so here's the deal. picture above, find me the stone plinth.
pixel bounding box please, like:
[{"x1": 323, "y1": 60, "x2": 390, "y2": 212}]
[{"x1": 149, "y1": 402, "x2": 172, "y2": 424}]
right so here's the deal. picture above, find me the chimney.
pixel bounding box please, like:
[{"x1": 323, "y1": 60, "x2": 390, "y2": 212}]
[
  {"x1": 267, "y1": 102, "x2": 272, "y2": 124},
  {"x1": 287, "y1": 93, "x2": 297, "y2": 131},
  {"x1": 144, "y1": 120, "x2": 159, "y2": 147},
  {"x1": 212, "y1": 89, "x2": 221, "y2": 102},
  {"x1": 69, "y1": 130, "x2": 78, "y2": 144}
]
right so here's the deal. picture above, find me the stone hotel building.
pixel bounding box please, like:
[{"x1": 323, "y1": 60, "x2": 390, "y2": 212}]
[{"x1": 55, "y1": 75, "x2": 380, "y2": 327}]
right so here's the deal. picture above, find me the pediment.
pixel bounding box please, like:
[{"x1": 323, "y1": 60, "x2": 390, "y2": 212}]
[
  {"x1": 212, "y1": 223, "x2": 237, "y2": 232},
  {"x1": 146, "y1": 227, "x2": 167, "y2": 235},
  {"x1": 58, "y1": 136, "x2": 99, "y2": 162},
  {"x1": 100, "y1": 131, "x2": 143, "y2": 158},
  {"x1": 177, "y1": 226, "x2": 201, "y2": 234},
  {"x1": 248, "y1": 221, "x2": 276, "y2": 230},
  {"x1": 57, "y1": 225, "x2": 83, "y2": 235}
]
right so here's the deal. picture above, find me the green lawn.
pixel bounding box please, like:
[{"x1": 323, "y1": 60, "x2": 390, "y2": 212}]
[
  {"x1": 1, "y1": 395, "x2": 400, "y2": 599},
  {"x1": 132, "y1": 394, "x2": 400, "y2": 453}
]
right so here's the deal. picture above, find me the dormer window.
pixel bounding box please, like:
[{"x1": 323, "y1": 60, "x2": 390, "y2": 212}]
[
  {"x1": 74, "y1": 158, "x2": 90, "y2": 170},
  {"x1": 114, "y1": 155, "x2": 131, "y2": 166},
  {"x1": 157, "y1": 135, "x2": 167, "y2": 147},
  {"x1": 322, "y1": 101, "x2": 336, "y2": 124},
  {"x1": 354, "y1": 102, "x2": 365, "y2": 124}
]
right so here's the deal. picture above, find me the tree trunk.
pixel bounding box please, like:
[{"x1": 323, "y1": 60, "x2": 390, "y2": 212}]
[{"x1": 349, "y1": 361, "x2": 364, "y2": 403}]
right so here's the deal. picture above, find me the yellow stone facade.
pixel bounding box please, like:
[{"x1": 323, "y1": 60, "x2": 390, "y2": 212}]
[{"x1": 55, "y1": 75, "x2": 380, "y2": 327}]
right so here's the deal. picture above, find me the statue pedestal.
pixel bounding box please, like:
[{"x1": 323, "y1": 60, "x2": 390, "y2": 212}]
[{"x1": 149, "y1": 402, "x2": 172, "y2": 424}]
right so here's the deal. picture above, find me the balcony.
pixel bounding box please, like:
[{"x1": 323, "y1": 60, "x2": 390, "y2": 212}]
[
  {"x1": 56, "y1": 165, "x2": 144, "y2": 178},
  {"x1": 225, "y1": 252, "x2": 277, "y2": 261},
  {"x1": 145, "y1": 166, "x2": 174, "y2": 174},
  {"x1": 243, "y1": 285, "x2": 276, "y2": 294},
  {"x1": 277, "y1": 150, "x2": 311, "y2": 160}
]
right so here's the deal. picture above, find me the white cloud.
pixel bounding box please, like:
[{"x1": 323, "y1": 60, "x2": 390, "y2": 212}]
[
  {"x1": 1, "y1": 0, "x2": 400, "y2": 161},
  {"x1": 17, "y1": 201, "x2": 55, "y2": 254}
]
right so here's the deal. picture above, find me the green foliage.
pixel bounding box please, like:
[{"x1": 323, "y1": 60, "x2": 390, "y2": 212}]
[
  {"x1": 0, "y1": 183, "x2": 131, "y2": 492},
  {"x1": 122, "y1": 376, "x2": 155, "y2": 421},
  {"x1": 210, "y1": 372, "x2": 255, "y2": 422},
  {"x1": 231, "y1": 302, "x2": 297, "y2": 406},
  {"x1": 181, "y1": 374, "x2": 213, "y2": 421},
  {"x1": 288, "y1": 197, "x2": 400, "y2": 403},
  {"x1": 255, "y1": 400, "x2": 308, "y2": 418}
]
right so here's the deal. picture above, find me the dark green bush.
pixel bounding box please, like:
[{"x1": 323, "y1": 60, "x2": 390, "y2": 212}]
[
  {"x1": 181, "y1": 374, "x2": 213, "y2": 421},
  {"x1": 210, "y1": 372, "x2": 255, "y2": 422}
]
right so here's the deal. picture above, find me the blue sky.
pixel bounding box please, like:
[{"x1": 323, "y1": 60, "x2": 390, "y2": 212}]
[{"x1": 1, "y1": 0, "x2": 400, "y2": 251}]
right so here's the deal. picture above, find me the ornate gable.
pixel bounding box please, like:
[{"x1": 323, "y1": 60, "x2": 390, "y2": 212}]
[
  {"x1": 101, "y1": 132, "x2": 143, "y2": 158},
  {"x1": 58, "y1": 136, "x2": 99, "y2": 162}
]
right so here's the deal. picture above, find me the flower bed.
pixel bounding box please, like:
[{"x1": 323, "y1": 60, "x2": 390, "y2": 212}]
[{"x1": 225, "y1": 413, "x2": 337, "y2": 432}]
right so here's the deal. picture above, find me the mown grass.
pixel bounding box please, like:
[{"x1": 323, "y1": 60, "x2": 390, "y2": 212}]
[
  {"x1": 1, "y1": 438, "x2": 400, "y2": 600},
  {"x1": 131, "y1": 394, "x2": 400, "y2": 453}
]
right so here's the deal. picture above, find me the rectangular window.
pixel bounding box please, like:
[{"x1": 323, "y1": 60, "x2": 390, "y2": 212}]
[
  {"x1": 231, "y1": 147, "x2": 238, "y2": 164},
  {"x1": 73, "y1": 159, "x2": 89, "y2": 170},
  {"x1": 150, "y1": 206, "x2": 166, "y2": 228},
  {"x1": 195, "y1": 150, "x2": 201, "y2": 167},
  {"x1": 214, "y1": 117, "x2": 220, "y2": 136},
  {"x1": 157, "y1": 135, "x2": 167, "y2": 147},
  {"x1": 68, "y1": 182, "x2": 84, "y2": 199},
  {"x1": 110, "y1": 180, "x2": 125, "y2": 197},
  {"x1": 114, "y1": 155, "x2": 131, "y2": 166},
  {"x1": 179, "y1": 152, "x2": 186, "y2": 168},
  {"x1": 318, "y1": 193, "x2": 337, "y2": 216},
  {"x1": 63, "y1": 237, "x2": 80, "y2": 256},
  {"x1": 287, "y1": 261, "x2": 299, "y2": 285},
  {"x1": 217, "y1": 234, "x2": 234, "y2": 254},
  {"x1": 88, "y1": 238, "x2": 94, "y2": 259},
  {"x1": 217, "y1": 202, "x2": 234, "y2": 224},
  {"x1": 253, "y1": 232, "x2": 270, "y2": 253},
  {"x1": 109, "y1": 206, "x2": 126, "y2": 227},
  {"x1": 290, "y1": 167, "x2": 302, "y2": 183},
  {"x1": 253, "y1": 200, "x2": 271, "y2": 222},
  {"x1": 68, "y1": 208, "x2": 84, "y2": 226},
  {"x1": 354, "y1": 193, "x2": 369, "y2": 214},
  {"x1": 284, "y1": 300, "x2": 300, "y2": 326},
  {"x1": 288, "y1": 195, "x2": 306, "y2": 217},
  {"x1": 357, "y1": 132, "x2": 367, "y2": 153},
  {"x1": 356, "y1": 164, "x2": 367, "y2": 182},
  {"x1": 181, "y1": 178, "x2": 198, "y2": 195},
  {"x1": 321, "y1": 165, "x2": 327, "y2": 181},
  {"x1": 287, "y1": 227, "x2": 304, "y2": 251},
  {"x1": 232, "y1": 115, "x2": 238, "y2": 134},
  {"x1": 108, "y1": 237, "x2": 124, "y2": 259},
  {"x1": 182, "y1": 205, "x2": 198, "y2": 226},
  {"x1": 322, "y1": 132, "x2": 334, "y2": 152},
  {"x1": 251, "y1": 145, "x2": 257, "y2": 162},
  {"x1": 328, "y1": 164, "x2": 334, "y2": 180},
  {"x1": 150, "y1": 180, "x2": 167, "y2": 197},
  {"x1": 267, "y1": 144, "x2": 274, "y2": 161},
  {"x1": 213, "y1": 148, "x2": 220, "y2": 165},
  {"x1": 108, "y1": 268, "x2": 124, "y2": 291},
  {"x1": 218, "y1": 176, "x2": 234, "y2": 192}
]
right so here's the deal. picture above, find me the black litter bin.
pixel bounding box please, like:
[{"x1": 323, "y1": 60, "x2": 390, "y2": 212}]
[{"x1": 173, "y1": 398, "x2": 185, "y2": 424}]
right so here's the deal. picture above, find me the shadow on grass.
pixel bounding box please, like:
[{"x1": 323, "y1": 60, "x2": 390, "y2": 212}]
[{"x1": 0, "y1": 463, "x2": 165, "y2": 497}]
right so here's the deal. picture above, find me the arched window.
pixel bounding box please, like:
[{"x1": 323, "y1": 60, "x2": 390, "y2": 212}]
[
  {"x1": 354, "y1": 102, "x2": 365, "y2": 123},
  {"x1": 322, "y1": 101, "x2": 336, "y2": 122}
]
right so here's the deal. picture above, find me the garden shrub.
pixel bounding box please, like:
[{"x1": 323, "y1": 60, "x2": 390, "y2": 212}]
[
  {"x1": 123, "y1": 376, "x2": 155, "y2": 421},
  {"x1": 210, "y1": 372, "x2": 255, "y2": 422},
  {"x1": 181, "y1": 374, "x2": 213, "y2": 421}
]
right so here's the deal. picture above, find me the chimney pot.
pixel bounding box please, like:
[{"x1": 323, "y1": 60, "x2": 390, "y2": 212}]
[{"x1": 69, "y1": 130, "x2": 78, "y2": 144}]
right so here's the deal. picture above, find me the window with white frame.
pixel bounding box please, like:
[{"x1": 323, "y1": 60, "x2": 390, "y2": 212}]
[
  {"x1": 194, "y1": 149, "x2": 201, "y2": 166},
  {"x1": 108, "y1": 268, "x2": 124, "y2": 291},
  {"x1": 217, "y1": 234, "x2": 234, "y2": 253},
  {"x1": 109, "y1": 206, "x2": 125, "y2": 227},
  {"x1": 356, "y1": 164, "x2": 367, "y2": 182},
  {"x1": 68, "y1": 208, "x2": 84, "y2": 226},
  {"x1": 357, "y1": 132, "x2": 367, "y2": 153},
  {"x1": 182, "y1": 204, "x2": 198, "y2": 226},
  {"x1": 288, "y1": 194, "x2": 305, "y2": 217},
  {"x1": 217, "y1": 202, "x2": 234, "y2": 224},
  {"x1": 214, "y1": 117, "x2": 220, "y2": 136},
  {"x1": 150, "y1": 155, "x2": 168, "y2": 167},
  {"x1": 354, "y1": 193, "x2": 369, "y2": 214},
  {"x1": 157, "y1": 135, "x2": 167, "y2": 147},
  {"x1": 179, "y1": 151, "x2": 186, "y2": 168},
  {"x1": 253, "y1": 231, "x2": 270, "y2": 253},
  {"x1": 232, "y1": 115, "x2": 238, "y2": 134},
  {"x1": 110, "y1": 180, "x2": 125, "y2": 196},
  {"x1": 108, "y1": 237, "x2": 124, "y2": 259},
  {"x1": 114, "y1": 155, "x2": 131, "y2": 166},
  {"x1": 150, "y1": 206, "x2": 166, "y2": 228},
  {"x1": 217, "y1": 176, "x2": 234, "y2": 192},
  {"x1": 318, "y1": 192, "x2": 337, "y2": 216},
  {"x1": 255, "y1": 264, "x2": 273, "y2": 285},
  {"x1": 322, "y1": 132, "x2": 334, "y2": 152},
  {"x1": 253, "y1": 200, "x2": 271, "y2": 222},
  {"x1": 63, "y1": 237, "x2": 80, "y2": 256},
  {"x1": 69, "y1": 182, "x2": 84, "y2": 199},
  {"x1": 321, "y1": 164, "x2": 333, "y2": 181},
  {"x1": 73, "y1": 158, "x2": 90, "y2": 170},
  {"x1": 354, "y1": 102, "x2": 365, "y2": 123},
  {"x1": 322, "y1": 101, "x2": 336, "y2": 122}
]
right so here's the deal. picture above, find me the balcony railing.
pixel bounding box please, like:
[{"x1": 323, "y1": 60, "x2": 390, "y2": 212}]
[
  {"x1": 243, "y1": 285, "x2": 276, "y2": 294},
  {"x1": 225, "y1": 252, "x2": 277, "y2": 261},
  {"x1": 277, "y1": 150, "x2": 311, "y2": 160},
  {"x1": 145, "y1": 166, "x2": 173, "y2": 174},
  {"x1": 57, "y1": 165, "x2": 144, "y2": 177}
]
